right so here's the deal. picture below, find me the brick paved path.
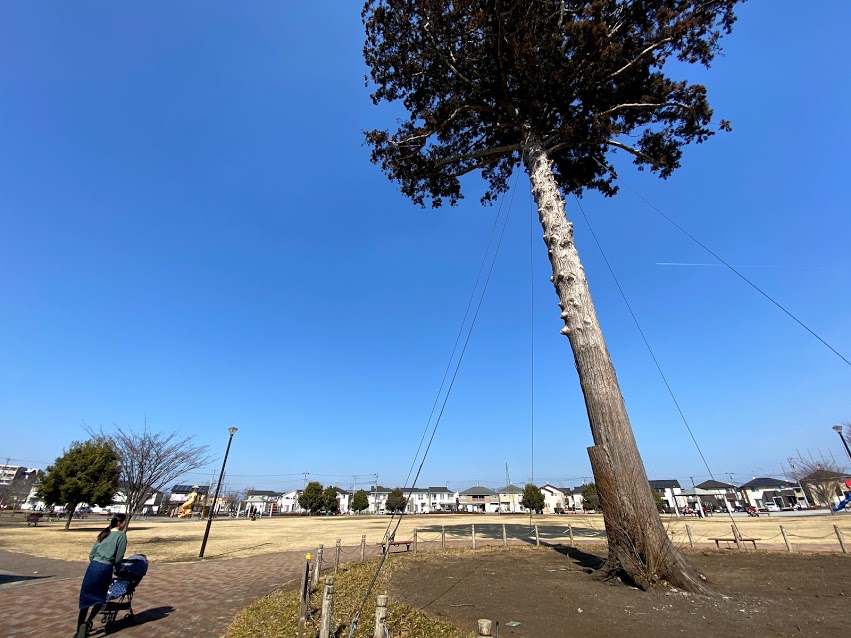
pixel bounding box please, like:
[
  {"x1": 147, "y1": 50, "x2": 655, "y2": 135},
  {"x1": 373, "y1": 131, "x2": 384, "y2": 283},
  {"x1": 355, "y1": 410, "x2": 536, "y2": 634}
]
[{"x1": 0, "y1": 545, "x2": 385, "y2": 638}]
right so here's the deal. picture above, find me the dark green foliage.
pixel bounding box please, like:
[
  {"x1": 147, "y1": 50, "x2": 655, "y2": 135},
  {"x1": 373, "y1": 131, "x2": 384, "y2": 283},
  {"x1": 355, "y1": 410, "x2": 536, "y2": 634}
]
[
  {"x1": 363, "y1": 0, "x2": 743, "y2": 206},
  {"x1": 37, "y1": 440, "x2": 120, "y2": 529},
  {"x1": 385, "y1": 487, "x2": 408, "y2": 513},
  {"x1": 299, "y1": 481, "x2": 325, "y2": 514},
  {"x1": 581, "y1": 483, "x2": 601, "y2": 511},
  {"x1": 322, "y1": 486, "x2": 340, "y2": 513},
  {"x1": 521, "y1": 484, "x2": 545, "y2": 513},
  {"x1": 652, "y1": 490, "x2": 666, "y2": 512},
  {"x1": 352, "y1": 489, "x2": 370, "y2": 513}
]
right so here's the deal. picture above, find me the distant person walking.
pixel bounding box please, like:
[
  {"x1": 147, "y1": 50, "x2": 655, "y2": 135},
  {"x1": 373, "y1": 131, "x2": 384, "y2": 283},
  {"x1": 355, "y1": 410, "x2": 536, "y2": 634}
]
[{"x1": 76, "y1": 513, "x2": 127, "y2": 637}]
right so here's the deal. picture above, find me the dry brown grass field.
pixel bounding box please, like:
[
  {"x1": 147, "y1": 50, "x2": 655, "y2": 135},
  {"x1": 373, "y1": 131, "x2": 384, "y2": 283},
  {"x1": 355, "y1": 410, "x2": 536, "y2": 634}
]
[{"x1": 0, "y1": 512, "x2": 847, "y2": 563}]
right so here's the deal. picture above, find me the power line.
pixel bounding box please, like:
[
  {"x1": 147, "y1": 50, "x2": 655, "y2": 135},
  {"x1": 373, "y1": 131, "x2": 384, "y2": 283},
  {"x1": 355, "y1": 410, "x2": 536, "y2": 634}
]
[
  {"x1": 602, "y1": 163, "x2": 851, "y2": 369},
  {"x1": 574, "y1": 195, "x2": 739, "y2": 525},
  {"x1": 347, "y1": 176, "x2": 519, "y2": 637}
]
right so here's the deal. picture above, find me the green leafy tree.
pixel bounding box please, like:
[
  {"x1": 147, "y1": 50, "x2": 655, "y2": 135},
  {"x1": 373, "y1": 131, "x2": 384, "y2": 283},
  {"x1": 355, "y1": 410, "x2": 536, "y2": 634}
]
[
  {"x1": 521, "y1": 484, "x2": 545, "y2": 514},
  {"x1": 581, "y1": 483, "x2": 601, "y2": 512},
  {"x1": 322, "y1": 486, "x2": 340, "y2": 513},
  {"x1": 362, "y1": 0, "x2": 742, "y2": 594},
  {"x1": 352, "y1": 489, "x2": 370, "y2": 513},
  {"x1": 298, "y1": 481, "x2": 325, "y2": 514},
  {"x1": 385, "y1": 487, "x2": 407, "y2": 513},
  {"x1": 37, "y1": 440, "x2": 120, "y2": 530}
]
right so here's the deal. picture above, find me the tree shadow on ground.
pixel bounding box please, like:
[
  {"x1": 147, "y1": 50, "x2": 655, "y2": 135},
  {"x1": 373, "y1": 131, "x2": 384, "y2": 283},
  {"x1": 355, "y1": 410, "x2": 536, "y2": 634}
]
[
  {"x1": 0, "y1": 573, "x2": 49, "y2": 585},
  {"x1": 549, "y1": 544, "x2": 606, "y2": 571}
]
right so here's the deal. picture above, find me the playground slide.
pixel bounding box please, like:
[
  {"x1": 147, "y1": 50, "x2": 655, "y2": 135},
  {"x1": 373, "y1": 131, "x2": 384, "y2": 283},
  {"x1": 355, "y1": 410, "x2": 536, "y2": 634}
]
[{"x1": 832, "y1": 494, "x2": 851, "y2": 512}]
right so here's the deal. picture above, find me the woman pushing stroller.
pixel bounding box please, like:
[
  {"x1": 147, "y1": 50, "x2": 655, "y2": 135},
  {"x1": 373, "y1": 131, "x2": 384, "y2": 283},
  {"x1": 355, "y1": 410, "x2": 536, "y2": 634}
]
[{"x1": 76, "y1": 513, "x2": 127, "y2": 637}]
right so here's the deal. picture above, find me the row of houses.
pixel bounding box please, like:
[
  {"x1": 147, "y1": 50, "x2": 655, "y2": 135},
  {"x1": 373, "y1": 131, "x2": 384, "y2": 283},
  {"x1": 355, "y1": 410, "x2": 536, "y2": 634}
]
[
  {"x1": 241, "y1": 483, "x2": 578, "y2": 516},
  {"x1": 12, "y1": 470, "x2": 851, "y2": 517},
  {"x1": 244, "y1": 473, "x2": 851, "y2": 517},
  {"x1": 647, "y1": 476, "x2": 842, "y2": 513}
]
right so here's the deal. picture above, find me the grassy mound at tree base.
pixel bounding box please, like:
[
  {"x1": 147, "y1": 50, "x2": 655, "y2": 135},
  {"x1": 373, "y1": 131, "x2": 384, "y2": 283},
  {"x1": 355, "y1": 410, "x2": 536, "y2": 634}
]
[{"x1": 225, "y1": 553, "x2": 475, "y2": 638}]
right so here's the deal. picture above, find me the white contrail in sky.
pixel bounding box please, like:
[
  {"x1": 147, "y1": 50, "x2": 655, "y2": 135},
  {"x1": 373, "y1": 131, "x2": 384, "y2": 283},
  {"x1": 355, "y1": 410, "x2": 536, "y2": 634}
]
[{"x1": 656, "y1": 262, "x2": 777, "y2": 268}]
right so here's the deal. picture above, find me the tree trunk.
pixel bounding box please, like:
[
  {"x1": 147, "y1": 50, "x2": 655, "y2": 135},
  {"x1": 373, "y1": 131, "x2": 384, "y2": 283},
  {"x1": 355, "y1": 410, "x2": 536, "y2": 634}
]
[
  {"x1": 65, "y1": 502, "x2": 79, "y2": 530},
  {"x1": 521, "y1": 131, "x2": 711, "y2": 595}
]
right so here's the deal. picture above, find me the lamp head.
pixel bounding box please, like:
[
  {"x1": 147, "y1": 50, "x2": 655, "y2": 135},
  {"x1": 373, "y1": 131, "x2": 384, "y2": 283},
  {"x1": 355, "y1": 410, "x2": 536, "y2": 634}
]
[
  {"x1": 229, "y1": 427, "x2": 238, "y2": 436},
  {"x1": 833, "y1": 425, "x2": 843, "y2": 433}
]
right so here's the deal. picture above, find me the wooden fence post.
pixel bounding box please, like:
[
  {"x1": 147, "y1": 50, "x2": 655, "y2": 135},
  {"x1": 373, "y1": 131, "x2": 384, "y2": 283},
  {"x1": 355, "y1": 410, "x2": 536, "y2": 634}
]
[
  {"x1": 477, "y1": 618, "x2": 494, "y2": 636},
  {"x1": 318, "y1": 576, "x2": 334, "y2": 638},
  {"x1": 780, "y1": 525, "x2": 792, "y2": 553},
  {"x1": 835, "y1": 525, "x2": 847, "y2": 554},
  {"x1": 502, "y1": 523, "x2": 507, "y2": 547},
  {"x1": 472, "y1": 524, "x2": 476, "y2": 549},
  {"x1": 312, "y1": 544, "x2": 324, "y2": 587},
  {"x1": 441, "y1": 525, "x2": 446, "y2": 549},
  {"x1": 361, "y1": 535, "x2": 366, "y2": 561},
  {"x1": 334, "y1": 539, "x2": 341, "y2": 573},
  {"x1": 414, "y1": 528, "x2": 418, "y2": 554},
  {"x1": 374, "y1": 594, "x2": 388, "y2": 638},
  {"x1": 686, "y1": 524, "x2": 694, "y2": 548},
  {"x1": 535, "y1": 524, "x2": 540, "y2": 547},
  {"x1": 731, "y1": 524, "x2": 742, "y2": 550},
  {"x1": 296, "y1": 553, "x2": 311, "y2": 638},
  {"x1": 568, "y1": 524, "x2": 574, "y2": 545}
]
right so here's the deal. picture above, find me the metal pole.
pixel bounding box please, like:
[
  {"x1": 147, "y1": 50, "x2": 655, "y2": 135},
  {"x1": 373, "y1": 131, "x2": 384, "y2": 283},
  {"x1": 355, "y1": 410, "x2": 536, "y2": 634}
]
[
  {"x1": 833, "y1": 426, "x2": 851, "y2": 461},
  {"x1": 199, "y1": 427, "x2": 238, "y2": 559}
]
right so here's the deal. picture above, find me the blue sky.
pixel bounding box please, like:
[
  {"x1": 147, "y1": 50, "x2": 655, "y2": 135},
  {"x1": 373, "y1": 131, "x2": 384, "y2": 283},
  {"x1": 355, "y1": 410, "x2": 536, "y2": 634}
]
[{"x1": 1, "y1": 2, "x2": 849, "y2": 494}]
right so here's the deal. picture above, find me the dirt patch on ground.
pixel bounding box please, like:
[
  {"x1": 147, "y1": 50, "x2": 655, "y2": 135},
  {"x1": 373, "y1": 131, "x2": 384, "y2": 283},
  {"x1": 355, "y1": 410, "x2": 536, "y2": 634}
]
[{"x1": 387, "y1": 545, "x2": 851, "y2": 638}]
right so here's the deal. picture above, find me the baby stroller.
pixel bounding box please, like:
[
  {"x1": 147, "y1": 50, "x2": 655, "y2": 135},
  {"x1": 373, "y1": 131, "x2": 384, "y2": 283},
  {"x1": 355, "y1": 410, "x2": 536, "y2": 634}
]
[{"x1": 99, "y1": 554, "x2": 148, "y2": 631}]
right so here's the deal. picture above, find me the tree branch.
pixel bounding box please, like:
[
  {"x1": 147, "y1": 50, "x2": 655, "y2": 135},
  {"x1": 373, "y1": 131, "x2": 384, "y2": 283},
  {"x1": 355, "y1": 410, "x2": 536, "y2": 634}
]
[
  {"x1": 608, "y1": 37, "x2": 674, "y2": 79},
  {"x1": 598, "y1": 102, "x2": 691, "y2": 118},
  {"x1": 606, "y1": 139, "x2": 658, "y2": 165},
  {"x1": 434, "y1": 144, "x2": 521, "y2": 168},
  {"x1": 422, "y1": 21, "x2": 479, "y2": 89}
]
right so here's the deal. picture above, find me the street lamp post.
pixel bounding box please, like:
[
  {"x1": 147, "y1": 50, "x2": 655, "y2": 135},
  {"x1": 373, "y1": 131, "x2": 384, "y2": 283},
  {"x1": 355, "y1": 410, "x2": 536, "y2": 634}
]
[
  {"x1": 199, "y1": 427, "x2": 238, "y2": 559},
  {"x1": 833, "y1": 425, "x2": 851, "y2": 461}
]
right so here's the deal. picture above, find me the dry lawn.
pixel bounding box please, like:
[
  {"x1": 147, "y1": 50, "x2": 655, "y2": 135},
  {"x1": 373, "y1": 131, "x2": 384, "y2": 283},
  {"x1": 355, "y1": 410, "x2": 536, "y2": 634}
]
[{"x1": 0, "y1": 512, "x2": 847, "y2": 563}]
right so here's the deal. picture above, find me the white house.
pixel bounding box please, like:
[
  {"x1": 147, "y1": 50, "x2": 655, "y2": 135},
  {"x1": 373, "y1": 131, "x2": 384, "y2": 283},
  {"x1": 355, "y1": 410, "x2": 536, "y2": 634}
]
[
  {"x1": 540, "y1": 484, "x2": 567, "y2": 513},
  {"x1": 495, "y1": 484, "x2": 525, "y2": 513},
  {"x1": 368, "y1": 486, "x2": 392, "y2": 513},
  {"x1": 108, "y1": 486, "x2": 163, "y2": 515},
  {"x1": 648, "y1": 479, "x2": 684, "y2": 513},
  {"x1": 336, "y1": 489, "x2": 352, "y2": 514},
  {"x1": 425, "y1": 486, "x2": 456, "y2": 512},
  {"x1": 739, "y1": 477, "x2": 805, "y2": 510},
  {"x1": 277, "y1": 489, "x2": 303, "y2": 513}
]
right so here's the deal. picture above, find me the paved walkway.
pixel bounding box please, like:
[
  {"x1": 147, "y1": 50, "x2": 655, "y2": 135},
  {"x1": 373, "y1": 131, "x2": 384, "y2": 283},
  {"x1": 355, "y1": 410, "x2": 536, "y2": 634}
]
[{"x1": 0, "y1": 545, "x2": 384, "y2": 638}]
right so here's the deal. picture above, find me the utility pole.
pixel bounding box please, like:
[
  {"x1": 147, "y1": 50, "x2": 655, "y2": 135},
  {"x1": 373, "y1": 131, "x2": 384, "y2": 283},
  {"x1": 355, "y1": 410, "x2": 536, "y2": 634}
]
[{"x1": 303, "y1": 472, "x2": 309, "y2": 490}]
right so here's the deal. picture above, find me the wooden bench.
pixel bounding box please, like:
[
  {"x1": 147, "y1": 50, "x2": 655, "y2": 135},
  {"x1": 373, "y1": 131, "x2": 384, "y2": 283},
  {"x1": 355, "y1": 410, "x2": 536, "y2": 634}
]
[
  {"x1": 380, "y1": 539, "x2": 413, "y2": 553},
  {"x1": 708, "y1": 537, "x2": 760, "y2": 549},
  {"x1": 26, "y1": 512, "x2": 45, "y2": 526}
]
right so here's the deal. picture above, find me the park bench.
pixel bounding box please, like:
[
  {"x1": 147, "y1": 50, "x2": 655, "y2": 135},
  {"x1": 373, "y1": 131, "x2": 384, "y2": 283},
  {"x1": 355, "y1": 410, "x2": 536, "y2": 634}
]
[
  {"x1": 708, "y1": 536, "x2": 760, "y2": 549},
  {"x1": 380, "y1": 539, "x2": 413, "y2": 553},
  {"x1": 26, "y1": 512, "x2": 44, "y2": 526}
]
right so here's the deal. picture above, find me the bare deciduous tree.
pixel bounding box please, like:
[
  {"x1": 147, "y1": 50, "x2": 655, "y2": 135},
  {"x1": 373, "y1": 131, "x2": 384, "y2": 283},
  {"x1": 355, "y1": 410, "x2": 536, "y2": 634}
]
[
  {"x1": 86, "y1": 423, "x2": 212, "y2": 526},
  {"x1": 788, "y1": 458, "x2": 848, "y2": 509}
]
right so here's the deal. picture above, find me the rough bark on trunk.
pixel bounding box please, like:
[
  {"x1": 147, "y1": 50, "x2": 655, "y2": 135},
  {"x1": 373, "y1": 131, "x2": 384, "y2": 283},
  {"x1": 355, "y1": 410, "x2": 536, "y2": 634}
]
[
  {"x1": 522, "y1": 131, "x2": 711, "y2": 595},
  {"x1": 64, "y1": 502, "x2": 79, "y2": 530}
]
